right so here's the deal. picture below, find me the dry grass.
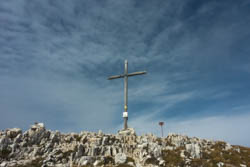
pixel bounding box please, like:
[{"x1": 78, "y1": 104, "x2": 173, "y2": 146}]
[
  {"x1": 162, "y1": 147, "x2": 185, "y2": 166},
  {"x1": 161, "y1": 142, "x2": 250, "y2": 167},
  {"x1": 0, "y1": 148, "x2": 11, "y2": 159}
]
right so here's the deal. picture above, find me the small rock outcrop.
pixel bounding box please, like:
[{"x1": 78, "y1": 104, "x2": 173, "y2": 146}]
[{"x1": 0, "y1": 123, "x2": 249, "y2": 167}]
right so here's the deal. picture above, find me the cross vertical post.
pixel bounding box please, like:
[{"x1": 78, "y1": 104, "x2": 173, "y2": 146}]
[
  {"x1": 108, "y1": 60, "x2": 147, "y2": 130},
  {"x1": 124, "y1": 60, "x2": 128, "y2": 129}
]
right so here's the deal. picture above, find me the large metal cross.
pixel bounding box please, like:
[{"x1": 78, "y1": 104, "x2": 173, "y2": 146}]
[{"x1": 108, "y1": 60, "x2": 146, "y2": 130}]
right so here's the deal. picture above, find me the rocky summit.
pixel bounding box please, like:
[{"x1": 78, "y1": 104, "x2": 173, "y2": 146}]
[{"x1": 0, "y1": 123, "x2": 249, "y2": 167}]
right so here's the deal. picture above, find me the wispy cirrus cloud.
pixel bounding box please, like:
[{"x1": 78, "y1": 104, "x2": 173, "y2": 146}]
[{"x1": 128, "y1": 105, "x2": 250, "y2": 146}]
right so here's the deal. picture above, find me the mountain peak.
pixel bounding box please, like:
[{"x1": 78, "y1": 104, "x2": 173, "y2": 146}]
[{"x1": 0, "y1": 123, "x2": 249, "y2": 167}]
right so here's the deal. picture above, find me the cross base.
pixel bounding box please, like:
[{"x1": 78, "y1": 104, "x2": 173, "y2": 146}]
[{"x1": 118, "y1": 127, "x2": 136, "y2": 136}]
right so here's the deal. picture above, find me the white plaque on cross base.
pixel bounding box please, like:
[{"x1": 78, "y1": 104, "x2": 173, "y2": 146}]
[{"x1": 123, "y1": 112, "x2": 128, "y2": 118}]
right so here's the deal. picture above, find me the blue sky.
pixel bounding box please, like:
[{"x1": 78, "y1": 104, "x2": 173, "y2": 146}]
[{"x1": 0, "y1": 0, "x2": 250, "y2": 146}]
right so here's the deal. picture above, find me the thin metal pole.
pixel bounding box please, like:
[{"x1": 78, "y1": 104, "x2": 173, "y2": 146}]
[
  {"x1": 124, "y1": 60, "x2": 128, "y2": 130},
  {"x1": 161, "y1": 125, "x2": 163, "y2": 137}
]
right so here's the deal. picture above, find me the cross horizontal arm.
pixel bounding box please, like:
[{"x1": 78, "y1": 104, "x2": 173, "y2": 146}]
[
  {"x1": 108, "y1": 71, "x2": 147, "y2": 80},
  {"x1": 127, "y1": 71, "x2": 147, "y2": 77},
  {"x1": 107, "y1": 74, "x2": 125, "y2": 80}
]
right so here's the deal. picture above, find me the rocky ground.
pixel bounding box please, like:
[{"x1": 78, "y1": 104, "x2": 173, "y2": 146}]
[{"x1": 0, "y1": 123, "x2": 249, "y2": 167}]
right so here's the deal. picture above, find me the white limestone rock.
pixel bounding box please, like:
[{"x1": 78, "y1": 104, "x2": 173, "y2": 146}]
[
  {"x1": 118, "y1": 128, "x2": 136, "y2": 136},
  {"x1": 240, "y1": 164, "x2": 247, "y2": 167},
  {"x1": 149, "y1": 143, "x2": 162, "y2": 158},
  {"x1": 102, "y1": 136, "x2": 109, "y2": 145},
  {"x1": 225, "y1": 143, "x2": 232, "y2": 151},
  {"x1": 159, "y1": 159, "x2": 165, "y2": 166},
  {"x1": 0, "y1": 123, "x2": 246, "y2": 167},
  {"x1": 6, "y1": 128, "x2": 22, "y2": 138},
  {"x1": 75, "y1": 144, "x2": 84, "y2": 158},
  {"x1": 78, "y1": 156, "x2": 95, "y2": 166},
  {"x1": 27, "y1": 122, "x2": 48, "y2": 145},
  {"x1": 168, "y1": 133, "x2": 188, "y2": 147},
  {"x1": 185, "y1": 143, "x2": 201, "y2": 158},
  {"x1": 93, "y1": 160, "x2": 103, "y2": 166},
  {"x1": 115, "y1": 153, "x2": 127, "y2": 164},
  {"x1": 217, "y1": 162, "x2": 224, "y2": 167},
  {"x1": 14, "y1": 133, "x2": 22, "y2": 143},
  {"x1": 165, "y1": 146, "x2": 174, "y2": 150},
  {"x1": 0, "y1": 162, "x2": 7, "y2": 167},
  {"x1": 0, "y1": 136, "x2": 10, "y2": 150}
]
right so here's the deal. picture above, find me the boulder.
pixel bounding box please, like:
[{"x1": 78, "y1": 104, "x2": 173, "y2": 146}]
[
  {"x1": 240, "y1": 164, "x2": 247, "y2": 167},
  {"x1": 217, "y1": 162, "x2": 224, "y2": 167},
  {"x1": 27, "y1": 122, "x2": 48, "y2": 145},
  {"x1": 93, "y1": 160, "x2": 103, "y2": 166},
  {"x1": 31, "y1": 123, "x2": 45, "y2": 130},
  {"x1": 104, "y1": 146, "x2": 112, "y2": 156},
  {"x1": 185, "y1": 143, "x2": 201, "y2": 158},
  {"x1": 0, "y1": 161, "x2": 7, "y2": 167},
  {"x1": 168, "y1": 133, "x2": 187, "y2": 147},
  {"x1": 118, "y1": 128, "x2": 136, "y2": 136},
  {"x1": 115, "y1": 153, "x2": 127, "y2": 164},
  {"x1": 14, "y1": 134, "x2": 22, "y2": 143},
  {"x1": 6, "y1": 128, "x2": 22, "y2": 138},
  {"x1": 159, "y1": 159, "x2": 165, "y2": 166},
  {"x1": 50, "y1": 132, "x2": 60, "y2": 143},
  {"x1": 149, "y1": 143, "x2": 162, "y2": 158},
  {"x1": 225, "y1": 143, "x2": 232, "y2": 151},
  {"x1": 78, "y1": 156, "x2": 95, "y2": 166},
  {"x1": 102, "y1": 136, "x2": 109, "y2": 145},
  {"x1": 75, "y1": 144, "x2": 84, "y2": 158},
  {"x1": 0, "y1": 136, "x2": 10, "y2": 150}
]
